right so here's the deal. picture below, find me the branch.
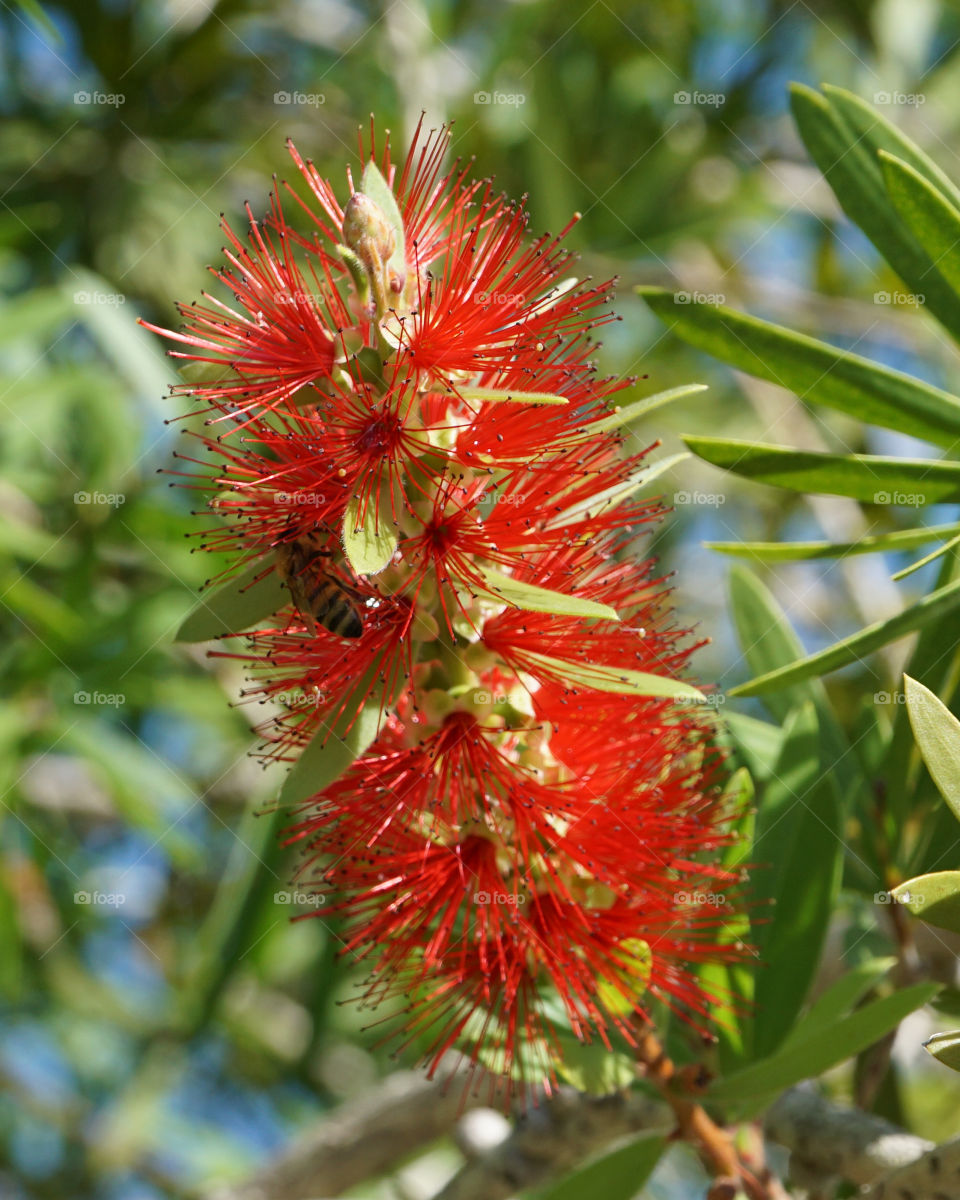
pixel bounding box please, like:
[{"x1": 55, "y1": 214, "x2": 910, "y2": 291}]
[
  {"x1": 205, "y1": 1065, "x2": 492, "y2": 1200},
  {"x1": 428, "y1": 1087, "x2": 672, "y2": 1200},
  {"x1": 859, "y1": 1138, "x2": 960, "y2": 1199},
  {"x1": 764, "y1": 1085, "x2": 934, "y2": 1191}
]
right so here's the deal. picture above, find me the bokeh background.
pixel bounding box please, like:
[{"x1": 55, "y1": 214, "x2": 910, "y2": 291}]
[{"x1": 4, "y1": 0, "x2": 960, "y2": 1195}]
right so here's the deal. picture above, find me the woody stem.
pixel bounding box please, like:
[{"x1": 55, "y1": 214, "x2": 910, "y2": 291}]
[{"x1": 633, "y1": 1025, "x2": 774, "y2": 1200}]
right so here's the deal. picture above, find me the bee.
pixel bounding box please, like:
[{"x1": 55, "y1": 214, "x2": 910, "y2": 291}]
[{"x1": 275, "y1": 531, "x2": 364, "y2": 639}]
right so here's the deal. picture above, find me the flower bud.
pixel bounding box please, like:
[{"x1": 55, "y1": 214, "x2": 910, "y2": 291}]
[{"x1": 342, "y1": 192, "x2": 395, "y2": 264}]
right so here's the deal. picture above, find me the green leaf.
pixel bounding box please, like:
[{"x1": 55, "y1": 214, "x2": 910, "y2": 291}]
[
  {"x1": 683, "y1": 436, "x2": 960, "y2": 504},
  {"x1": 711, "y1": 982, "x2": 940, "y2": 1104},
  {"x1": 528, "y1": 1134, "x2": 666, "y2": 1200},
  {"x1": 891, "y1": 535, "x2": 960, "y2": 582},
  {"x1": 177, "y1": 558, "x2": 288, "y2": 642},
  {"x1": 588, "y1": 383, "x2": 708, "y2": 434},
  {"x1": 176, "y1": 800, "x2": 289, "y2": 1033},
  {"x1": 342, "y1": 493, "x2": 397, "y2": 576},
  {"x1": 924, "y1": 1030, "x2": 960, "y2": 1073},
  {"x1": 822, "y1": 85, "x2": 960, "y2": 211},
  {"x1": 731, "y1": 576, "x2": 960, "y2": 697},
  {"x1": 892, "y1": 872, "x2": 960, "y2": 935},
  {"x1": 727, "y1": 567, "x2": 866, "y2": 807},
  {"x1": 905, "y1": 675, "x2": 960, "y2": 824},
  {"x1": 881, "y1": 152, "x2": 960, "y2": 299},
  {"x1": 474, "y1": 565, "x2": 620, "y2": 622},
  {"x1": 749, "y1": 704, "x2": 843, "y2": 1059},
  {"x1": 637, "y1": 286, "x2": 960, "y2": 448},
  {"x1": 729, "y1": 567, "x2": 807, "y2": 723},
  {"x1": 523, "y1": 650, "x2": 705, "y2": 701},
  {"x1": 788, "y1": 83, "x2": 960, "y2": 345},
  {"x1": 13, "y1": 0, "x2": 62, "y2": 41},
  {"x1": 458, "y1": 387, "x2": 568, "y2": 407},
  {"x1": 780, "y1": 958, "x2": 896, "y2": 1050},
  {"x1": 721, "y1": 713, "x2": 784, "y2": 782},
  {"x1": 707, "y1": 522, "x2": 960, "y2": 562},
  {"x1": 280, "y1": 679, "x2": 388, "y2": 806},
  {"x1": 881, "y1": 551, "x2": 960, "y2": 836},
  {"x1": 553, "y1": 1038, "x2": 636, "y2": 1094},
  {"x1": 359, "y1": 159, "x2": 406, "y2": 282},
  {"x1": 546, "y1": 453, "x2": 689, "y2": 527}
]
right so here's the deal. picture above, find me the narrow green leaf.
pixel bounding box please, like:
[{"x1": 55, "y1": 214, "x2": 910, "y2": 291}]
[
  {"x1": 588, "y1": 383, "x2": 708, "y2": 434},
  {"x1": 529, "y1": 1134, "x2": 666, "y2": 1200},
  {"x1": 731, "y1": 577, "x2": 960, "y2": 696},
  {"x1": 524, "y1": 650, "x2": 705, "y2": 701},
  {"x1": 684, "y1": 436, "x2": 960, "y2": 504},
  {"x1": 891, "y1": 534, "x2": 960, "y2": 582},
  {"x1": 546, "y1": 453, "x2": 689, "y2": 527},
  {"x1": 707, "y1": 523, "x2": 960, "y2": 562},
  {"x1": 750, "y1": 704, "x2": 843, "y2": 1059},
  {"x1": 14, "y1": 0, "x2": 62, "y2": 41},
  {"x1": 711, "y1": 982, "x2": 940, "y2": 1104},
  {"x1": 789, "y1": 83, "x2": 960, "y2": 345},
  {"x1": 924, "y1": 1030, "x2": 960, "y2": 1073},
  {"x1": 177, "y1": 558, "x2": 288, "y2": 642},
  {"x1": 893, "y1": 871, "x2": 960, "y2": 935},
  {"x1": 721, "y1": 712, "x2": 784, "y2": 782},
  {"x1": 342, "y1": 493, "x2": 397, "y2": 576},
  {"x1": 176, "y1": 801, "x2": 288, "y2": 1033},
  {"x1": 637, "y1": 285, "x2": 960, "y2": 448},
  {"x1": 359, "y1": 159, "x2": 406, "y2": 282},
  {"x1": 459, "y1": 387, "x2": 568, "y2": 407},
  {"x1": 280, "y1": 679, "x2": 387, "y2": 806},
  {"x1": 781, "y1": 958, "x2": 896, "y2": 1050},
  {"x1": 883, "y1": 550, "x2": 960, "y2": 838},
  {"x1": 881, "y1": 152, "x2": 960, "y2": 299},
  {"x1": 729, "y1": 567, "x2": 806, "y2": 723},
  {"x1": 905, "y1": 675, "x2": 960, "y2": 823},
  {"x1": 727, "y1": 567, "x2": 866, "y2": 805},
  {"x1": 822, "y1": 85, "x2": 960, "y2": 211},
  {"x1": 474, "y1": 566, "x2": 619, "y2": 622}
]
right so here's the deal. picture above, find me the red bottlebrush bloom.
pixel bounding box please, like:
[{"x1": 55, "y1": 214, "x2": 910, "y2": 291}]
[{"x1": 149, "y1": 117, "x2": 747, "y2": 1098}]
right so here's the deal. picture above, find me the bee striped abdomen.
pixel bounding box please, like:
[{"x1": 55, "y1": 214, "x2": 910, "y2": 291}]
[
  {"x1": 308, "y1": 576, "x2": 364, "y2": 639},
  {"x1": 276, "y1": 537, "x2": 365, "y2": 640}
]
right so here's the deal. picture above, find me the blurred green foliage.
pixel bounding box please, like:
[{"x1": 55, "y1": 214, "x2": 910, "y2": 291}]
[{"x1": 5, "y1": 0, "x2": 960, "y2": 1196}]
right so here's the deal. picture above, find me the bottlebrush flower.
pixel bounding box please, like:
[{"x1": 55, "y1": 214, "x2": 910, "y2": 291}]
[{"x1": 150, "y1": 118, "x2": 747, "y2": 1097}]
